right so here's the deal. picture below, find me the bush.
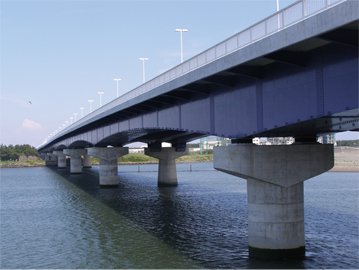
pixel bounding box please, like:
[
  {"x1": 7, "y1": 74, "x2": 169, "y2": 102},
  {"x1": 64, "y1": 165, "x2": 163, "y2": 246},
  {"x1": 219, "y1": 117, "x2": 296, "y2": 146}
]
[
  {"x1": 119, "y1": 153, "x2": 157, "y2": 163},
  {"x1": 0, "y1": 144, "x2": 39, "y2": 161}
]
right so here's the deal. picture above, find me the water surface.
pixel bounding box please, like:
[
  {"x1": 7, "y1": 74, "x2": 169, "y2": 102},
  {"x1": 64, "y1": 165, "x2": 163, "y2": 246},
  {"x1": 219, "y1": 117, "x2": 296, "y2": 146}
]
[{"x1": 0, "y1": 163, "x2": 358, "y2": 268}]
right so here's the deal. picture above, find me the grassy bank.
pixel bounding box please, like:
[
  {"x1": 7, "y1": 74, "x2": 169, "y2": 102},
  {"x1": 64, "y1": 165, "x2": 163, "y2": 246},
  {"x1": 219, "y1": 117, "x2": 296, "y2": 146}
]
[
  {"x1": 120, "y1": 153, "x2": 213, "y2": 164},
  {"x1": 0, "y1": 153, "x2": 213, "y2": 168},
  {"x1": 89, "y1": 153, "x2": 214, "y2": 165},
  {"x1": 91, "y1": 150, "x2": 359, "y2": 172},
  {"x1": 0, "y1": 147, "x2": 357, "y2": 172},
  {"x1": 331, "y1": 147, "x2": 359, "y2": 172},
  {"x1": 0, "y1": 158, "x2": 45, "y2": 168}
]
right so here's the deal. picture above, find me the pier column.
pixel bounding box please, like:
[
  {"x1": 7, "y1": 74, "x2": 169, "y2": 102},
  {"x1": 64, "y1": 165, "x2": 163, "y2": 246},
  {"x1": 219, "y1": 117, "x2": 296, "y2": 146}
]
[
  {"x1": 63, "y1": 149, "x2": 86, "y2": 174},
  {"x1": 87, "y1": 147, "x2": 129, "y2": 187},
  {"x1": 214, "y1": 143, "x2": 334, "y2": 259},
  {"x1": 82, "y1": 154, "x2": 92, "y2": 168},
  {"x1": 145, "y1": 147, "x2": 187, "y2": 187},
  {"x1": 53, "y1": 150, "x2": 66, "y2": 169},
  {"x1": 45, "y1": 153, "x2": 57, "y2": 166}
]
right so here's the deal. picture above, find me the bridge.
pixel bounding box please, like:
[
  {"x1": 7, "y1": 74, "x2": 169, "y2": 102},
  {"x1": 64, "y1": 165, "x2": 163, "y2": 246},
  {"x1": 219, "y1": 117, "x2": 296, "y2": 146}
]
[{"x1": 38, "y1": 0, "x2": 358, "y2": 260}]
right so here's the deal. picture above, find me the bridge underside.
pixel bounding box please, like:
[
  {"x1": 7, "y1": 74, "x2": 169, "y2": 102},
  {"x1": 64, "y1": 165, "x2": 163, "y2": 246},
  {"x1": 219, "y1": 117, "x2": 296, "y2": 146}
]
[
  {"x1": 252, "y1": 108, "x2": 359, "y2": 138},
  {"x1": 40, "y1": 20, "x2": 358, "y2": 152},
  {"x1": 96, "y1": 129, "x2": 204, "y2": 148}
]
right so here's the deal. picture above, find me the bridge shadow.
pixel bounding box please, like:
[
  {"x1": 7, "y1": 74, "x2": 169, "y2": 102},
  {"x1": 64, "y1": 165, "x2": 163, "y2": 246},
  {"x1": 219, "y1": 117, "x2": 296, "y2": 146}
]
[{"x1": 48, "y1": 165, "x2": 306, "y2": 269}]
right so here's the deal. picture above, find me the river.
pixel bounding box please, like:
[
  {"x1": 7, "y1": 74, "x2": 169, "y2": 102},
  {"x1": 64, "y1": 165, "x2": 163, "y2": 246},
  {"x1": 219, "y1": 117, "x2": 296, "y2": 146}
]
[{"x1": 0, "y1": 163, "x2": 358, "y2": 268}]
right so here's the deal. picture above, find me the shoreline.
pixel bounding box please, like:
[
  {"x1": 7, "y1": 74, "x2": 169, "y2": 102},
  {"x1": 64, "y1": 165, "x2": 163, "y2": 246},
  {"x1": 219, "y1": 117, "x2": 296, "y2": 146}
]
[
  {"x1": 1, "y1": 146, "x2": 357, "y2": 171},
  {"x1": 329, "y1": 167, "x2": 359, "y2": 173},
  {"x1": 1, "y1": 161, "x2": 358, "y2": 172},
  {"x1": 0, "y1": 163, "x2": 45, "y2": 169}
]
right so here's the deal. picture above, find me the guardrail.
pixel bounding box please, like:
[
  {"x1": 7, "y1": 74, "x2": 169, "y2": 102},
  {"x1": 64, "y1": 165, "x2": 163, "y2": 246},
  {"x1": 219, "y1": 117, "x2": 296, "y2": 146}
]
[{"x1": 41, "y1": 0, "x2": 345, "y2": 149}]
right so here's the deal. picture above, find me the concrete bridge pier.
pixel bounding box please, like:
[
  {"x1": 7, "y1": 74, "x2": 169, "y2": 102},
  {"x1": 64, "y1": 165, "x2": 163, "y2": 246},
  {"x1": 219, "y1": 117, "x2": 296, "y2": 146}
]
[
  {"x1": 63, "y1": 149, "x2": 86, "y2": 174},
  {"x1": 53, "y1": 150, "x2": 66, "y2": 169},
  {"x1": 145, "y1": 147, "x2": 187, "y2": 187},
  {"x1": 45, "y1": 153, "x2": 57, "y2": 166},
  {"x1": 214, "y1": 143, "x2": 334, "y2": 259},
  {"x1": 87, "y1": 147, "x2": 129, "y2": 187},
  {"x1": 82, "y1": 154, "x2": 92, "y2": 168}
]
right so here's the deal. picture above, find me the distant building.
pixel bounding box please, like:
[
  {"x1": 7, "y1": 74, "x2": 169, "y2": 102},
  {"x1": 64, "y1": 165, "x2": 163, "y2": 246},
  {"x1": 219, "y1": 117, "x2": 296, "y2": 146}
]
[
  {"x1": 128, "y1": 147, "x2": 145, "y2": 154},
  {"x1": 253, "y1": 137, "x2": 294, "y2": 145},
  {"x1": 253, "y1": 137, "x2": 272, "y2": 145},
  {"x1": 188, "y1": 136, "x2": 230, "y2": 153},
  {"x1": 318, "y1": 133, "x2": 336, "y2": 145}
]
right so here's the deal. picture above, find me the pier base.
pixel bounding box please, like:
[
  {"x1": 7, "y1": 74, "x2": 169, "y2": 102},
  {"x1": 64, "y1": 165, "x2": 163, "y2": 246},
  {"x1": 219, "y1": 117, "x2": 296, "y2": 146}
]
[
  {"x1": 247, "y1": 179, "x2": 305, "y2": 259},
  {"x1": 87, "y1": 147, "x2": 128, "y2": 187},
  {"x1": 53, "y1": 150, "x2": 66, "y2": 169},
  {"x1": 145, "y1": 147, "x2": 187, "y2": 187},
  {"x1": 214, "y1": 143, "x2": 334, "y2": 259},
  {"x1": 45, "y1": 153, "x2": 57, "y2": 167},
  {"x1": 82, "y1": 154, "x2": 92, "y2": 168},
  {"x1": 63, "y1": 149, "x2": 86, "y2": 174}
]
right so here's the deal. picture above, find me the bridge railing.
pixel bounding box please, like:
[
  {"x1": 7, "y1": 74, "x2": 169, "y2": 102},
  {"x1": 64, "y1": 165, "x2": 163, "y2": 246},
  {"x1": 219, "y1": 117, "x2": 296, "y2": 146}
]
[
  {"x1": 112, "y1": 0, "x2": 344, "y2": 104},
  {"x1": 45, "y1": 0, "x2": 345, "y2": 148},
  {"x1": 113, "y1": 0, "x2": 344, "y2": 107}
]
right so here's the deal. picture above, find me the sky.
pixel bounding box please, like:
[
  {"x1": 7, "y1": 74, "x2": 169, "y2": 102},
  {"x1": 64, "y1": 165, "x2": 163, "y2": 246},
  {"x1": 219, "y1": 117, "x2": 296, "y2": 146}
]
[{"x1": 0, "y1": 0, "x2": 357, "y2": 147}]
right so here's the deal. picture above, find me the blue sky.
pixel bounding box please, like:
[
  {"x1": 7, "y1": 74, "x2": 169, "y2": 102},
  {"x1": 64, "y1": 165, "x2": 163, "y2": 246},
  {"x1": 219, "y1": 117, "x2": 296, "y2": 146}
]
[{"x1": 1, "y1": 0, "x2": 357, "y2": 146}]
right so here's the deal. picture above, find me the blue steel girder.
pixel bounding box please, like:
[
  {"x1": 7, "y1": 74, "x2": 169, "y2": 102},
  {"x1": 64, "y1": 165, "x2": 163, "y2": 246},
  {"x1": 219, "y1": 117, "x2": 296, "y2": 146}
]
[{"x1": 39, "y1": 18, "x2": 359, "y2": 152}]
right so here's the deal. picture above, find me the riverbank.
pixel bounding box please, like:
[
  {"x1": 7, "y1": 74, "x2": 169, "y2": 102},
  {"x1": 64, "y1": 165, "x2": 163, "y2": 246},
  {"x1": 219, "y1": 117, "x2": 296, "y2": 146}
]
[
  {"x1": 0, "y1": 154, "x2": 213, "y2": 168},
  {"x1": 331, "y1": 147, "x2": 359, "y2": 172},
  {"x1": 1, "y1": 147, "x2": 358, "y2": 171},
  {"x1": 118, "y1": 153, "x2": 213, "y2": 164},
  {"x1": 0, "y1": 159, "x2": 45, "y2": 168}
]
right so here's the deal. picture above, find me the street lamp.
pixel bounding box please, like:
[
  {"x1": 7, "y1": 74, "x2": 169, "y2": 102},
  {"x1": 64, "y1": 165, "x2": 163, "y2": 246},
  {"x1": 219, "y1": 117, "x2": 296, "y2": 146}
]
[
  {"x1": 276, "y1": 0, "x2": 280, "y2": 29},
  {"x1": 175, "y1": 28, "x2": 188, "y2": 63},
  {"x1": 113, "y1": 78, "x2": 122, "y2": 98},
  {"x1": 139, "y1": 57, "x2": 149, "y2": 83},
  {"x1": 80, "y1": 107, "x2": 84, "y2": 118},
  {"x1": 88, "y1": 99, "x2": 94, "y2": 113},
  {"x1": 97, "y1": 91, "x2": 104, "y2": 107}
]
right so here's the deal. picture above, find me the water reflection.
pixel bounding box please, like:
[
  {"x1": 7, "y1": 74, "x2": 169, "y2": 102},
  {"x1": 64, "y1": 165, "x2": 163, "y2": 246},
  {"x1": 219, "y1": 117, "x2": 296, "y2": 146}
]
[
  {"x1": 1, "y1": 166, "x2": 358, "y2": 268},
  {"x1": 52, "y1": 165, "x2": 250, "y2": 268}
]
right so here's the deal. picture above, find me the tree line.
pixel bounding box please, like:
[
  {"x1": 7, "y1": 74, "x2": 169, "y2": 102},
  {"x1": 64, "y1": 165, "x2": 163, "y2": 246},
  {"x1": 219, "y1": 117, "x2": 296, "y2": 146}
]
[{"x1": 0, "y1": 144, "x2": 39, "y2": 161}]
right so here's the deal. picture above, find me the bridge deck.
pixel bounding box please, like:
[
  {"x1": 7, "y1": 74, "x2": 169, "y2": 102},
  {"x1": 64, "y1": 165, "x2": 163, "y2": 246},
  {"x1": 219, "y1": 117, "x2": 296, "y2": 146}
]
[{"x1": 39, "y1": 0, "x2": 358, "y2": 151}]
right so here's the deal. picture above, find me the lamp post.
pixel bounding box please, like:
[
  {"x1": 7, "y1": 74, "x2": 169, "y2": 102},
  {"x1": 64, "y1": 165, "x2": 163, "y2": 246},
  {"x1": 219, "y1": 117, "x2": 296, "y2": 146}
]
[
  {"x1": 97, "y1": 91, "x2": 104, "y2": 107},
  {"x1": 139, "y1": 57, "x2": 149, "y2": 83},
  {"x1": 276, "y1": 0, "x2": 280, "y2": 29},
  {"x1": 175, "y1": 28, "x2": 188, "y2": 63},
  {"x1": 88, "y1": 99, "x2": 94, "y2": 113},
  {"x1": 80, "y1": 107, "x2": 84, "y2": 118},
  {"x1": 113, "y1": 78, "x2": 122, "y2": 98}
]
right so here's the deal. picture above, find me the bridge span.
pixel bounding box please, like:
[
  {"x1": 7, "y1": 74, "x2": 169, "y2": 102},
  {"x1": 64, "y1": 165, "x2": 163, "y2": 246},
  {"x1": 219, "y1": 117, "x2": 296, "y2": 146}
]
[{"x1": 39, "y1": 0, "x2": 358, "y2": 260}]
